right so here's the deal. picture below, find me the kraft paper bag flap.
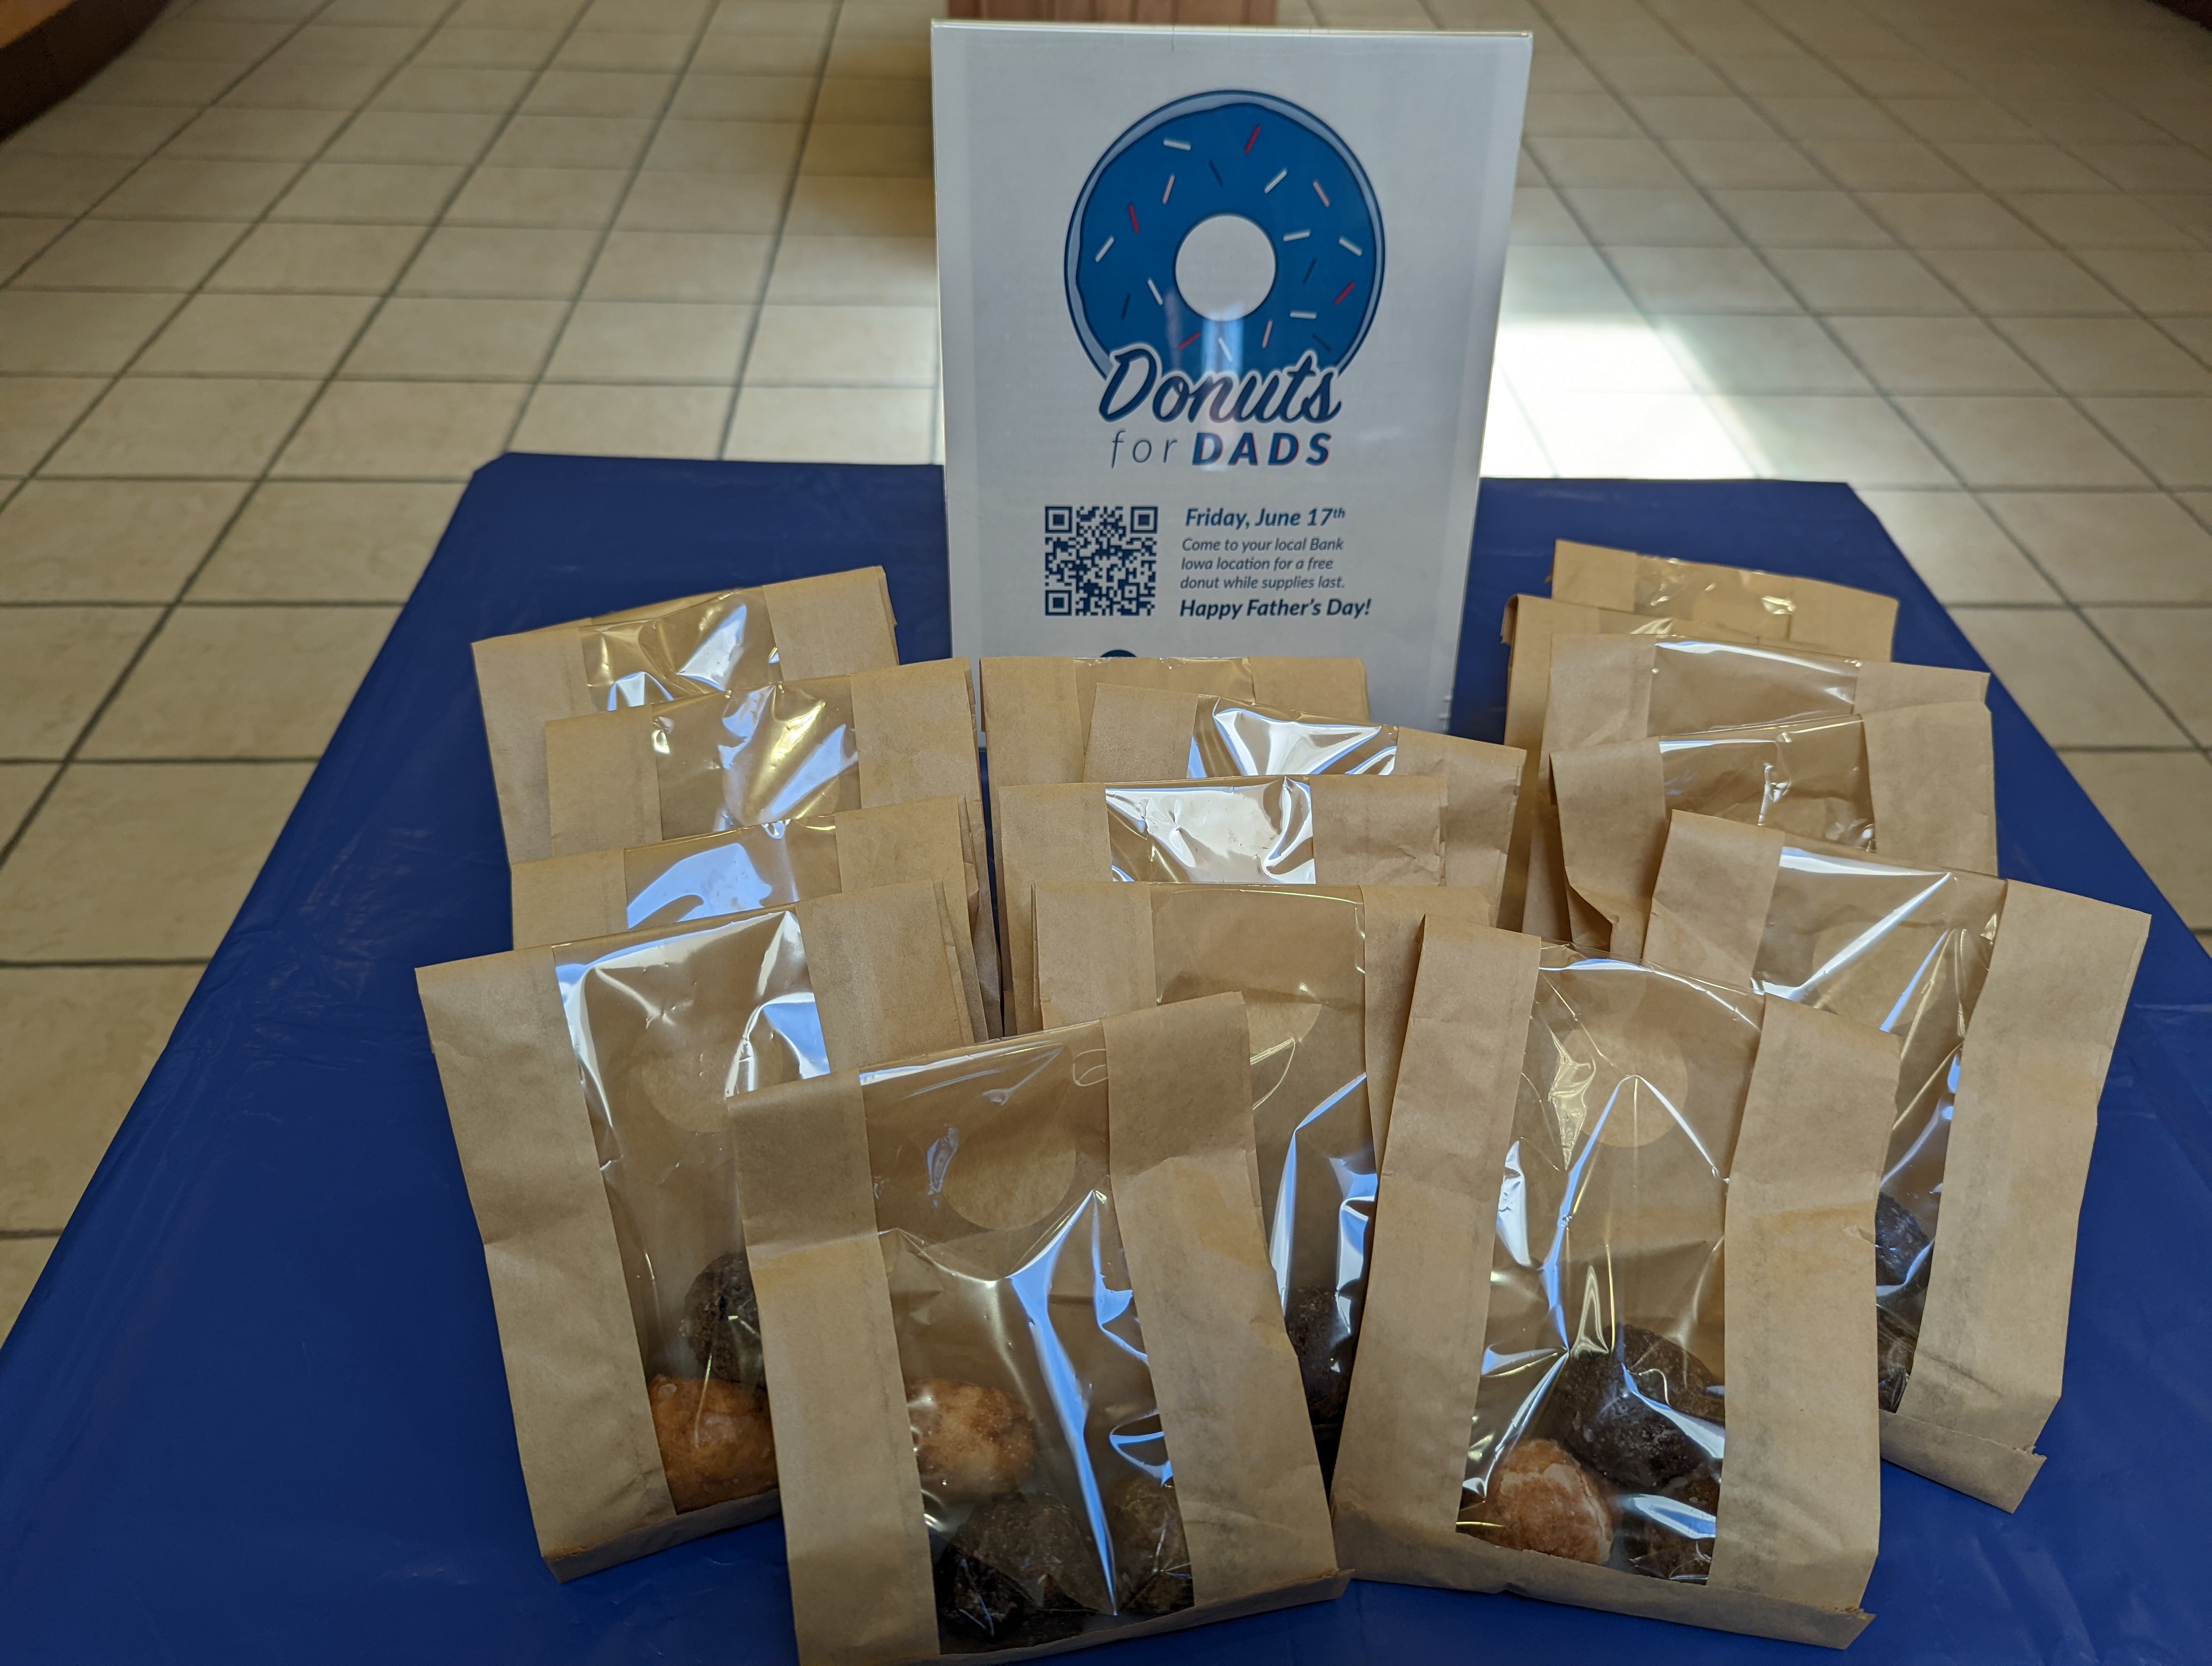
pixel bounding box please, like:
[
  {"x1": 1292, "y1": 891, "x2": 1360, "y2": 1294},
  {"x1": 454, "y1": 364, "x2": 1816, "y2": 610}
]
[
  {"x1": 416, "y1": 949, "x2": 676, "y2": 1563},
  {"x1": 544, "y1": 704, "x2": 664, "y2": 857},
  {"x1": 1897, "y1": 883, "x2": 2147, "y2": 1481},
  {"x1": 793, "y1": 882, "x2": 979, "y2": 1060},
  {"x1": 1103, "y1": 995, "x2": 1340, "y2": 1601},
  {"x1": 475, "y1": 629, "x2": 602, "y2": 866},
  {"x1": 512, "y1": 849, "x2": 629, "y2": 953},
  {"x1": 849, "y1": 659, "x2": 984, "y2": 815},
  {"x1": 998, "y1": 783, "x2": 1113, "y2": 1034},
  {"x1": 759, "y1": 567, "x2": 900, "y2": 678},
  {"x1": 1544, "y1": 636, "x2": 1656, "y2": 759},
  {"x1": 1310, "y1": 774, "x2": 1447, "y2": 886},
  {"x1": 1392, "y1": 730, "x2": 1520, "y2": 908},
  {"x1": 1851, "y1": 661, "x2": 1988, "y2": 712},
  {"x1": 1498, "y1": 596, "x2": 1758, "y2": 937},
  {"x1": 474, "y1": 571, "x2": 898, "y2": 867},
  {"x1": 1644, "y1": 812, "x2": 1787, "y2": 990},
  {"x1": 1032, "y1": 882, "x2": 1155, "y2": 1031},
  {"x1": 1082, "y1": 694, "x2": 1516, "y2": 914},
  {"x1": 833, "y1": 800, "x2": 992, "y2": 1043},
  {"x1": 1548, "y1": 738, "x2": 1667, "y2": 957},
  {"x1": 1333, "y1": 921, "x2": 1540, "y2": 1580},
  {"x1": 731, "y1": 1073, "x2": 941, "y2": 1666},
  {"x1": 1549, "y1": 541, "x2": 1899, "y2": 661},
  {"x1": 1861, "y1": 701, "x2": 1996, "y2": 874},
  {"x1": 1355, "y1": 887, "x2": 1497, "y2": 1158},
  {"x1": 1709, "y1": 998, "x2": 1898, "y2": 1613},
  {"x1": 1252, "y1": 657, "x2": 1371, "y2": 719},
  {"x1": 1083, "y1": 684, "x2": 1210, "y2": 782},
  {"x1": 1877, "y1": 1409, "x2": 2044, "y2": 1513}
]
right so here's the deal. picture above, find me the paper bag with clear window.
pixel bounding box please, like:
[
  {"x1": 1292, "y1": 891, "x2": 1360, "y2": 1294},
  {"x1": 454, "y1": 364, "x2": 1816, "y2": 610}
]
[
  {"x1": 507, "y1": 797, "x2": 988, "y2": 1044},
  {"x1": 1550, "y1": 701, "x2": 1996, "y2": 958},
  {"x1": 473, "y1": 567, "x2": 899, "y2": 865},
  {"x1": 1642, "y1": 811, "x2": 2150, "y2": 1509},
  {"x1": 1033, "y1": 880, "x2": 1493, "y2": 1473},
  {"x1": 538, "y1": 657, "x2": 1002, "y2": 1034},
  {"x1": 727, "y1": 992, "x2": 1344, "y2": 1663},
  {"x1": 1548, "y1": 540, "x2": 1899, "y2": 659},
  {"x1": 415, "y1": 879, "x2": 978, "y2": 1578},
  {"x1": 996, "y1": 773, "x2": 1448, "y2": 1033},
  {"x1": 1526, "y1": 634, "x2": 1986, "y2": 945},
  {"x1": 1334, "y1": 920, "x2": 1901, "y2": 1646},
  {"x1": 1077, "y1": 683, "x2": 1522, "y2": 908}
]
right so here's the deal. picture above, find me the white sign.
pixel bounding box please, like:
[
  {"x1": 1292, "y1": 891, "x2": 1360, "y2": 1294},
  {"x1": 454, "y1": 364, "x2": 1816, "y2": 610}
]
[{"x1": 934, "y1": 23, "x2": 1529, "y2": 727}]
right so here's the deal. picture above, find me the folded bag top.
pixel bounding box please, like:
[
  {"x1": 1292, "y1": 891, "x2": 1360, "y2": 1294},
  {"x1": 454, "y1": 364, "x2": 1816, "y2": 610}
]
[
  {"x1": 978, "y1": 654, "x2": 1371, "y2": 802},
  {"x1": 415, "y1": 879, "x2": 979, "y2": 1579},
  {"x1": 1334, "y1": 922, "x2": 1902, "y2": 1648},
  {"x1": 1549, "y1": 540, "x2": 1899, "y2": 662},
  {"x1": 474, "y1": 567, "x2": 899, "y2": 864},
  {"x1": 508, "y1": 797, "x2": 988, "y2": 1045},
  {"x1": 1643, "y1": 813, "x2": 2149, "y2": 1510},
  {"x1": 728, "y1": 993, "x2": 1343, "y2": 1665},
  {"x1": 994, "y1": 773, "x2": 1451, "y2": 1034},
  {"x1": 1519, "y1": 635, "x2": 1988, "y2": 944},
  {"x1": 1550, "y1": 702, "x2": 1997, "y2": 959},
  {"x1": 539, "y1": 658, "x2": 1002, "y2": 1033},
  {"x1": 1079, "y1": 684, "x2": 1522, "y2": 906},
  {"x1": 1033, "y1": 881, "x2": 1492, "y2": 1475}
]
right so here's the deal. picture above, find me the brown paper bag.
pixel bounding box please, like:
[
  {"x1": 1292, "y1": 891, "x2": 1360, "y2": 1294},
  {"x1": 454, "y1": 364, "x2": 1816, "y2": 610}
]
[
  {"x1": 1033, "y1": 880, "x2": 1490, "y2": 1473},
  {"x1": 539, "y1": 658, "x2": 1002, "y2": 1034},
  {"x1": 509, "y1": 797, "x2": 988, "y2": 1042},
  {"x1": 1528, "y1": 635, "x2": 1988, "y2": 947},
  {"x1": 1498, "y1": 595, "x2": 1763, "y2": 937},
  {"x1": 414, "y1": 879, "x2": 978, "y2": 1578},
  {"x1": 1549, "y1": 541, "x2": 1899, "y2": 660},
  {"x1": 1334, "y1": 921, "x2": 1902, "y2": 1646},
  {"x1": 1643, "y1": 813, "x2": 2150, "y2": 1509},
  {"x1": 996, "y1": 774, "x2": 1449, "y2": 1034},
  {"x1": 1551, "y1": 702, "x2": 1996, "y2": 957},
  {"x1": 473, "y1": 567, "x2": 898, "y2": 865},
  {"x1": 728, "y1": 992, "x2": 1345, "y2": 1664},
  {"x1": 1079, "y1": 685, "x2": 1522, "y2": 909}
]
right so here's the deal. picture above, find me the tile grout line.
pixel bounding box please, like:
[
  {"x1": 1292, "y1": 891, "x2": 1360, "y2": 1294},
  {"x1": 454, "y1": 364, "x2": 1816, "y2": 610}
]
[
  {"x1": 490, "y1": 0, "x2": 734, "y2": 454},
  {"x1": 0, "y1": 0, "x2": 486, "y2": 876},
  {"x1": 1515, "y1": 1, "x2": 2211, "y2": 753},
  {"x1": 718, "y1": 0, "x2": 845, "y2": 460}
]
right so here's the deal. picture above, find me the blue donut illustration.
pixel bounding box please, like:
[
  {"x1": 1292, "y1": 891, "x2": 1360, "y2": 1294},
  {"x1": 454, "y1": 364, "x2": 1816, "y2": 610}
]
[{"x1": 1066, "y1": 90, "x2": 1384, "y2": 382}]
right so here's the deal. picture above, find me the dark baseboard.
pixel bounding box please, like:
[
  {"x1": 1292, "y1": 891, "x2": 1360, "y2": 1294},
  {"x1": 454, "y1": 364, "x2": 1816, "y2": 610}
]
[{"x1": 0, "y1": 0, "x2": 170, "y2": 139}]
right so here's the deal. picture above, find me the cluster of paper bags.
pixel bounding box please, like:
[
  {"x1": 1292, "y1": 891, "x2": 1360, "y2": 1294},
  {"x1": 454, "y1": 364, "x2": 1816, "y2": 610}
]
[{"x1": 417, "y1": 547, "x2": 2148, "y2": 1661}]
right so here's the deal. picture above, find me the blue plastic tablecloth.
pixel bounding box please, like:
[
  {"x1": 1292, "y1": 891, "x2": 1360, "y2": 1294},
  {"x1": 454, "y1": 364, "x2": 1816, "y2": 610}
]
[{"x1": 3, "y1": 458, "x2": 2207, "y2": 1664}]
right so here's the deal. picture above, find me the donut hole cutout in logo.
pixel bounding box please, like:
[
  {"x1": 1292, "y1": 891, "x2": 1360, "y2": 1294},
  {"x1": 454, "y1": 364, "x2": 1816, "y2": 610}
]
[{"x1": 1065, "y1": 91, "x2": 1382, "y2": 470}]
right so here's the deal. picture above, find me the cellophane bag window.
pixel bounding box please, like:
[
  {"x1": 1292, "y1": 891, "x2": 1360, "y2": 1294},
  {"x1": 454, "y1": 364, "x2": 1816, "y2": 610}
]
[
  {"x1": 1746, "y1": 843, "x2": 2001, "y2": 1411},
  {"x1": 860, "y1": 1033, "x2": 1195, "y2": 1651},
  {"x1": 557, "y1": 908, "x2": 833, "y2": 1515},
  {"x1": 1458, "y1": 951, "x2": 1756, "y2": 1584}
]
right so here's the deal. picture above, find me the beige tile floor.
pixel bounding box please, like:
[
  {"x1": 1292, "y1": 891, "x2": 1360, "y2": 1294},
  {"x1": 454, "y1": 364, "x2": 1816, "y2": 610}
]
[{"x1": 0, "y1": 0, "x2": 2209, "y2": 1338}]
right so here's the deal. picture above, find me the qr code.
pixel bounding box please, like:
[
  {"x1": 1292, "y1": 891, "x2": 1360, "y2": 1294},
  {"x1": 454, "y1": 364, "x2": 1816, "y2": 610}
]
[{"x1": 1044, "y1": 505, "x2": 1158, "y2": 618}]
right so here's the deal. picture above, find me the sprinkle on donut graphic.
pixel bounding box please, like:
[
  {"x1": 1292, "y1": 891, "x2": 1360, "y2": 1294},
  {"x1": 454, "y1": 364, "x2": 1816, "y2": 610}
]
[{"x1": 1066, "y1": 90, "x2": 1384, "y2": 382}]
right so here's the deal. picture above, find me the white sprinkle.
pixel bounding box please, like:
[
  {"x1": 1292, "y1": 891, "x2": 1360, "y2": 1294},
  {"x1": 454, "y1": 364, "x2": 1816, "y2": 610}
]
[
  {"x1": 1262, "y1": 319, "x2": 1273, "y2": 348},
  {"x1": 1162, "y1": 174, "x2": 1175, "y2": 203},
  {"x1": 1312, "y1": 180, "x2": 1331, "y2": 207},
  {"x1": 1264, "y1": 169, "x2": 1287, "y2": 193},
  {"x1": 1147, "y1": 278, "x2": 1165, "y2": 305},
  {"x1": 1281, "y1": 229, "x2": 1310, "y2": 242},
  {"x1": 1162, "y1": 138, "x2": 1191, "y2": 150},
  {"x1": 1290, "y1": 309, "x2": 1316, "y2": 319},
  {"x1": 1094, "y1": 235, "x2": 1115, "y2": 261},
  {"x1": 1339, "y1": 237, "x2": 1363, "y2": 255}
]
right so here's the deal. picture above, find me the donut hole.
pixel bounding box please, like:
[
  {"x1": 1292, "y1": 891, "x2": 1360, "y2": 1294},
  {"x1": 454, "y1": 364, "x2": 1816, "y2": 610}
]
[{"x1": 1175, "y1": 214, "x2": 1277, "y2": 323}]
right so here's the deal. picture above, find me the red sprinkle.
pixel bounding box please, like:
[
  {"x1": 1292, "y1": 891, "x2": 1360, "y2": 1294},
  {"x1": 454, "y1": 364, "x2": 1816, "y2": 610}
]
[
  {"x1": 1245, "y1": 124, "x2": 1261, "y2": 153},
  {"x1": 1178, "y1": 331, "x2": 1201, "y2": 350},
  {"x1": 1334, "y1": 280, "x2": 1356, "y2": 305},
  {"x1": 1127, "y1": 203, "x2": 1140, "y2": 234}
]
